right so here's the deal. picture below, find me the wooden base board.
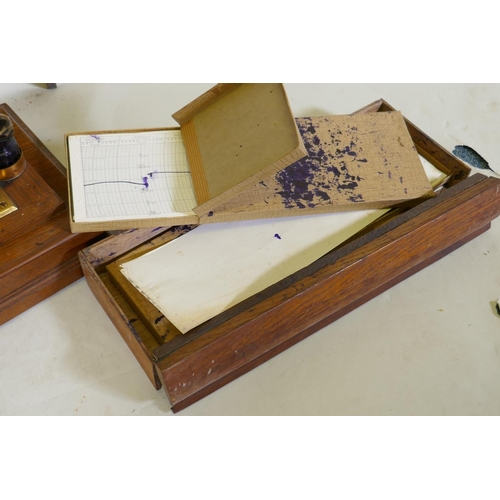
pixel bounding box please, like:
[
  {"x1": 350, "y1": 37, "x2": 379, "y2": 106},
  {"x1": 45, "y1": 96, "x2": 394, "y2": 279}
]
[
  {"x1": 79, "y1": 174, "x2": 500, "y2": 412},
  {"x1": 0, "y1": 104, "x2": 103, "y2": 326}
]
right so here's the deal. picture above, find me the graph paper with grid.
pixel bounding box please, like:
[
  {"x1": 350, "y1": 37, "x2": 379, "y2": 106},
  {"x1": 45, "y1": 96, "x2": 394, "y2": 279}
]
[{"x1": 68, "y1": 130, "x2": 197, "y2": 222}]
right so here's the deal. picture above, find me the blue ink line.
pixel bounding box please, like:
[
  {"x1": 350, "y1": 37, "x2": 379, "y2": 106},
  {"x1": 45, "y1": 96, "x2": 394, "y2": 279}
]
[
  {"x1": 83, "y1": 170, "x2": 191, "y2": 189},
  {"x1": 84, "y1": 180, "x2": 146, "y2": 187}
]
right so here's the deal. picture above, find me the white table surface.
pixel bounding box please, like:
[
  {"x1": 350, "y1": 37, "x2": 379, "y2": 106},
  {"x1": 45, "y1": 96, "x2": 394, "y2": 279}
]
[{"x1": 1, "y1": 83, "x2": 499, "y2": 416}]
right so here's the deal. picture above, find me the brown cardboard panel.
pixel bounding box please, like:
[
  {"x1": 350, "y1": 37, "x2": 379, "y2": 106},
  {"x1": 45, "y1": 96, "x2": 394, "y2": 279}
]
[
  {"x1": 199, "y1": 111, "x2": 435, "y2": 223},
  {"x1": 173, "y1": 83, "x2": 307, "y2": 213}
]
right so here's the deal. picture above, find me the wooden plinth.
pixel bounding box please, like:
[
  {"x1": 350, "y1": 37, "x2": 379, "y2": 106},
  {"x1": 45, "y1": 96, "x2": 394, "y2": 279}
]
[{"x1": 0, "y1": 104, "x2": 102, "y2": 326}]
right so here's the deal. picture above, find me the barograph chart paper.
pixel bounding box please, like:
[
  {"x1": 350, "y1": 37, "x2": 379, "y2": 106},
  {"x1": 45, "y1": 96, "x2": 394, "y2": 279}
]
[{"x1": 67, "y1": 130, "x2": 197, "y2": 223}]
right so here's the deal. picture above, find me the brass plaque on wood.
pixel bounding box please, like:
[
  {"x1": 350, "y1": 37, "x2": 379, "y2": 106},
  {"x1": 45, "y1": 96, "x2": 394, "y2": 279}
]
[{"x1": 0, "y1": 188, "x2": 17, "y2": 218}]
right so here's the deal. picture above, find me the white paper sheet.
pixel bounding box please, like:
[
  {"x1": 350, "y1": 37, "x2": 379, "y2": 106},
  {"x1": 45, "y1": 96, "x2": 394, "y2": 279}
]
[
  {"x1": 120, "y1": 210, "x2": 386, "y2": 333},
  {"x1": 420, "y1": 155, "x2": 448, "y2": 188},
  {"x1": 119, "y1": 153, "x2": 445, "y2": 333}
]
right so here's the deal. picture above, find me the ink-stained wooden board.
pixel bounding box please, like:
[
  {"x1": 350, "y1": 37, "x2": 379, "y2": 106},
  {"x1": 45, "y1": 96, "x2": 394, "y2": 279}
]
[
  {"x1": 199, "y1": 111, "x2": 435, "y2": 223},
  {"x1": 0, "y1": 104, "x2": 103, "y2": 326}
]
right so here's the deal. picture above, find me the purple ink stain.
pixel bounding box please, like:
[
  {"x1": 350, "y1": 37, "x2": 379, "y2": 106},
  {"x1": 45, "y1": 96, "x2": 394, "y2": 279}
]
[
  {"x1": 274, "y1": 233, "x2": 281, "y2": 240},
  {"x1": 142, "y1": 177, "x2": 149, "y2": 189},
  {"x1": 275, "y1": 118, "x2": 365, "y2": 209},
  {"x1": 90, "y1": 135, "x2": 100, "y2": 141}
]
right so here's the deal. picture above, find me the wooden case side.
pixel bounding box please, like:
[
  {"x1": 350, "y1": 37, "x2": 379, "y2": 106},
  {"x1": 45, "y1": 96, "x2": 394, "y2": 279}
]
[
  {"x1": 0, "y1": 211, "x2": 102, "y2": 324},
  {"x1": 156, "y1": 175, "x2": 500, "y2": 410},
  {"x1": 79, "y1": 226, "x2": 176, "y2": 272},
  {"x1": 80, "y1": 253, "x2": 162, "y2": 389}
]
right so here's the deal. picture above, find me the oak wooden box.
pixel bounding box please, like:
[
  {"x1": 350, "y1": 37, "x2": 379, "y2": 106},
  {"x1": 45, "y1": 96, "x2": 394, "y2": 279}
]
[
  {"x1": 0, "y1": 104, "x2": 103, "y2": 326},
  {"x1": 79, "y1": 100, "x2": 500, "y2": 412}
]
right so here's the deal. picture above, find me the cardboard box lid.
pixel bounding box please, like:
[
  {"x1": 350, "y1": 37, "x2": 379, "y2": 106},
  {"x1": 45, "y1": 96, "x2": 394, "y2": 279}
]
[{"x1": 172, "y1": 83, "x2": 308, "y2": 216}]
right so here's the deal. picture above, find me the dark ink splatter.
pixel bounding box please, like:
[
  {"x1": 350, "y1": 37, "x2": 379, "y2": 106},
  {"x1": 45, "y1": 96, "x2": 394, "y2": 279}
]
[
  {"x1": 276, "y1": 117, "x2": 367, "y2": 208},
  {"x1": 207, "y1": 211, "x2": 214, "y2": 217},
  {"x1": 274, "y1": 233, "x2": 281, "y2": 240},
  {"x1": 154, "y1": 315, "x2": 165, "y2": 325},
  {"x1": 348, "y1": 194, "x2": 364, "y2": 202}
]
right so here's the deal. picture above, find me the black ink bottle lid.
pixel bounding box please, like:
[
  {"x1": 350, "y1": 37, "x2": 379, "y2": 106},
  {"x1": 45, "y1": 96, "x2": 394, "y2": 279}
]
[{"x1": 0, "y1": 113, "x2": 26, "y2": 181}]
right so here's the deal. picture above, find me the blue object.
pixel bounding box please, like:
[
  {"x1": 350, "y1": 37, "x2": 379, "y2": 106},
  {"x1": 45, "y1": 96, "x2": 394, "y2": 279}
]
[{"x1": 453, "y1": 145, "x2": 490, "y2": 170}]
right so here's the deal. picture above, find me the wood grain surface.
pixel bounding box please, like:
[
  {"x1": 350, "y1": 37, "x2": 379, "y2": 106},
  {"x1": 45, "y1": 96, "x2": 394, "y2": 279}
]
[
  {"x1": 80, "y1": 173, "x2": 500, "y2": 411},
  {"x1": 0, "y1": 104, "x2": 103, "y2": 325}
]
